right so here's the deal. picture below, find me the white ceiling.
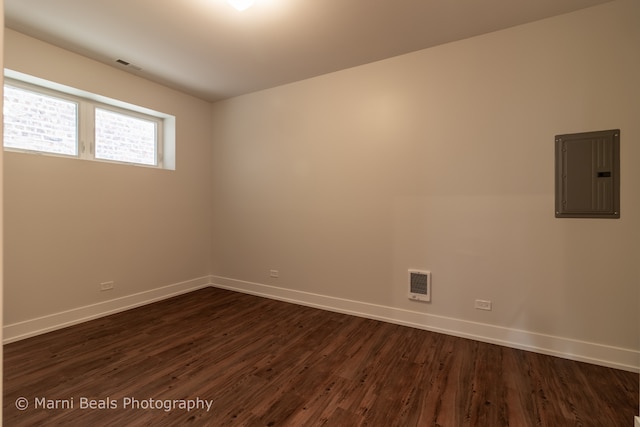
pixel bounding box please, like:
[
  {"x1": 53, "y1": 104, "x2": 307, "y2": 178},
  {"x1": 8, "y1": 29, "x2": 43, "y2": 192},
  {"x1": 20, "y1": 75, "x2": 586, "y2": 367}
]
[{"x1": 5, "y1": 0, "x2": 613, "y2": 102}]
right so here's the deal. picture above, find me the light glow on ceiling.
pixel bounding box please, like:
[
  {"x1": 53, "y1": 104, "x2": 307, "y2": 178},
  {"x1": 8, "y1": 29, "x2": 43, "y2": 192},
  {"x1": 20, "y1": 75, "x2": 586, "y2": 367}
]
[{"x1": 226, "y1": 0, "x2": 255, "y2": 11}]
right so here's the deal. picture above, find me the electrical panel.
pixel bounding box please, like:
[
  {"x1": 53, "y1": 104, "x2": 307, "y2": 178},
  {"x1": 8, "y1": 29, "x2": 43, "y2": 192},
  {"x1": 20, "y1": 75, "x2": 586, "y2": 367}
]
[{"x1": 555, "y1": 129, "x2": 620, "y2": 218}]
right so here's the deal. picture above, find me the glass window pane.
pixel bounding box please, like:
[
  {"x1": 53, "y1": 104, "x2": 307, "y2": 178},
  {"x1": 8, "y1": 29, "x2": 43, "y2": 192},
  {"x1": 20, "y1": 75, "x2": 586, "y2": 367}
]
[
  {"x1": 3, "y1": 85, "x2": 78, "y2": 156},
  {"x1": 95, "y1": 108, "x2": 157, "y2": 166}
]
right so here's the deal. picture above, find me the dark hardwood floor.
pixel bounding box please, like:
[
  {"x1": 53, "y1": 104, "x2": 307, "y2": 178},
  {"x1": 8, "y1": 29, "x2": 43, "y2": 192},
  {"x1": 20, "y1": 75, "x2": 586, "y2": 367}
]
[{"x1": 4, "y1": 287, "x2": 638, "y2": 426}]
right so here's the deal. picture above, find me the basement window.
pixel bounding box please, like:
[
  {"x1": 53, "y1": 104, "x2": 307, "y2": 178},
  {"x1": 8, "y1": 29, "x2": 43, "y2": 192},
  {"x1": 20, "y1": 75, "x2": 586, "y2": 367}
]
[
  {"x1": 94, "y1": 107, "x2": 159, "y2": 166},
  {"x1": 3, "y1": 70, "x2": 175, "y2": 169}
]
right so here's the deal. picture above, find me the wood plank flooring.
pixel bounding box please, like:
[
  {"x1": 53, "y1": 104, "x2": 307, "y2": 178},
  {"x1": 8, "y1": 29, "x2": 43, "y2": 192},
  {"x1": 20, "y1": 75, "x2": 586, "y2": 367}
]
[{"x1": 4, "y1": 287, "x2": 638, "y2": 426}]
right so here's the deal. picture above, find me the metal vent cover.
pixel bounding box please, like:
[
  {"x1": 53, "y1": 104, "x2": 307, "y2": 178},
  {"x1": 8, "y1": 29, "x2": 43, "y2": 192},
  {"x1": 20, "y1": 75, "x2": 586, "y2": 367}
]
[
  {"x1": 116, "y1": 59, "x2": 143, "y2": 71},
  {"x1": 408, "y1": 269, "x2": 431, "y2": 302}
]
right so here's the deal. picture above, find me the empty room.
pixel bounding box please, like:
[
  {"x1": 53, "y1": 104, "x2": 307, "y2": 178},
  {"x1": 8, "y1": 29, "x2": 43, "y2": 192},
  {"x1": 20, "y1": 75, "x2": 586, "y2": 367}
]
[{"x1": 2, "y1": 0, "x2": 639, "y2": 425}]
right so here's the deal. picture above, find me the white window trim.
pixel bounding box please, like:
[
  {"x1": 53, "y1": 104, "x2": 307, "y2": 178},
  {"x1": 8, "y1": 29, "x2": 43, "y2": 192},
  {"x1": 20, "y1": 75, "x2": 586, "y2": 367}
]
[{"x1": 3, "y1": 69, "x2": 175, "y2": 170}]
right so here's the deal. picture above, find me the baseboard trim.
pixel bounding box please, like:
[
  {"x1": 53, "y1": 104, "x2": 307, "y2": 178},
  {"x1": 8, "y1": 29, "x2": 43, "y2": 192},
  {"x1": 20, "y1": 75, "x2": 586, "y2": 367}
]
[
  {"x1": 211, "y1": 275, "x2": 639, "y2": 373},
  {"x1": 3, "y1": 276, "x2": 212, "y2": 344},
  {"x1": 5, "y1": 274, "x2": 637, "y2": 373}
]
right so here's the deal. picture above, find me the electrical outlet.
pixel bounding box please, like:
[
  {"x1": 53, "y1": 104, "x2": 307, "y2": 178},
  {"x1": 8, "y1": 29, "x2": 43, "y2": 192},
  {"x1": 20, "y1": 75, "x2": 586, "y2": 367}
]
[
  {"x1": 100, "y1": 281, "x2": 114, "y2": 291},
  {"x1": 269, "y1": 270, "x2": 279, "y2": 278},
  {"x1": 474, "y1": 299, "x2": 492, "y2": 311}
]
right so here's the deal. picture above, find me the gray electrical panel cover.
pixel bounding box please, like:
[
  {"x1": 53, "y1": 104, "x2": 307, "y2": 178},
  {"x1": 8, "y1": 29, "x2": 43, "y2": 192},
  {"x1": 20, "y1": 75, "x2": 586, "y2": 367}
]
[{"x1": 555, "y1": 129, "x2": 620, "y2": 218}]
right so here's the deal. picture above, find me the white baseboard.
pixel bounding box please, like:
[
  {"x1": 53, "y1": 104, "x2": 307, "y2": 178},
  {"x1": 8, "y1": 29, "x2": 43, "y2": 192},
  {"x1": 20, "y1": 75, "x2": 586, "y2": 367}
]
[
  {"x1": 635, "y1": 416, "x2": 640, "y2": 427},
  {"x1": 211, "y1": 275, "x2": 639, "y2": 373},
  {"x1": 5, "y1": 274, "x2": 637, "y2": 373},
  {"x1": 3, "y1": 276, "x2": 212, "y2": 344}
]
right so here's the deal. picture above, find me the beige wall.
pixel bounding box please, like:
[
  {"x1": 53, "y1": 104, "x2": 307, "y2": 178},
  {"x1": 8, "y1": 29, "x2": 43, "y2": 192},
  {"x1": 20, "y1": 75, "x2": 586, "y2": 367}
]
[
  {"x1": 3, "y1": 29, "x2": 213, "y2": 325},
  {"x1": 211, "y1": 0, "x2": 639, "y2": 353}
]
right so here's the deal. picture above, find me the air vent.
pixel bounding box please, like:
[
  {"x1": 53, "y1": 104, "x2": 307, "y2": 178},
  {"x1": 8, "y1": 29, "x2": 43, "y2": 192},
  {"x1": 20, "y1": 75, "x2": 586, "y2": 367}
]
[
  {"x1": 115, "y1": 59, "x2": 143, "y2": 71},
  {"x1": 408, "y1": 269, "x2": 431, "y2": 302}
]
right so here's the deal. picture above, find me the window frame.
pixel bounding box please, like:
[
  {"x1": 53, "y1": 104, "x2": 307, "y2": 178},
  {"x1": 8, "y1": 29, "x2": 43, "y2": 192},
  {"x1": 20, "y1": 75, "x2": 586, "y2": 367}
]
[{"x1": 3, "y1": 74, "x2": 169, "y2": 169}]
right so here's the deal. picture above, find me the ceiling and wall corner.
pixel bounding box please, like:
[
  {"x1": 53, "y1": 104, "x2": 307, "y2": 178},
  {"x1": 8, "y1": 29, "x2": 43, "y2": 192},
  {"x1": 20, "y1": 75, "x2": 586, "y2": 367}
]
[{"x1": 4, "y1": 0, "x2": 615, "y2": 102}]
